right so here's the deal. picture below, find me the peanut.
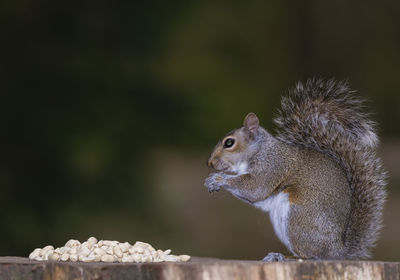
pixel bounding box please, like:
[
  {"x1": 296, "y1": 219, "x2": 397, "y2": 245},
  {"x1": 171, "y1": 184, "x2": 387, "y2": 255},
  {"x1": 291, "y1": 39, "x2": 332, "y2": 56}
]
[
  {"x1": 101, "y1": 254, "x2": 115, "y2": 262},
  {"x1": 69, "y1": 254, "x2": 78, "y2": 262},
  {"x1": 28, "y1": 248, "x2": 41, "y2": 260},
  {"x1": 60, "y1": 253, "x2": 69, "y2": 261},
  {"x1": 65, "y1": 239, "x2": 80, "y2": 248},
  {"x1": 179, "y1": 255, "x2": 191, "y2": 262},
  {"x1": 48, "y1": 253, "x2": 60, "y2": 261}
]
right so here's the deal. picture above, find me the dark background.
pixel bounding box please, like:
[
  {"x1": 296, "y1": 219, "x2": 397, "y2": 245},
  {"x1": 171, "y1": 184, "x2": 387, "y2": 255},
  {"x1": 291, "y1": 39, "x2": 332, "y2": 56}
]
[{"x1": 1, "y1": 0, "x2": 399, "y2": 261}]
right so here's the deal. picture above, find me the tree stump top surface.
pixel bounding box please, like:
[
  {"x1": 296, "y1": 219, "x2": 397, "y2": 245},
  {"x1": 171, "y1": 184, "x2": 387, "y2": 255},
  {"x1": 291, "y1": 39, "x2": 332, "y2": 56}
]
[{"x1": 0, "y1": 256, "x2": 399, "y2": 280}]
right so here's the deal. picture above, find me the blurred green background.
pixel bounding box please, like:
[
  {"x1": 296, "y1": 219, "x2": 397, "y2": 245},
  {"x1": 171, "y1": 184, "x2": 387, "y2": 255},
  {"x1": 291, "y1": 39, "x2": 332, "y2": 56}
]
[{"x1": 1, "y1": 0, "x2": 399, "y2": 261}]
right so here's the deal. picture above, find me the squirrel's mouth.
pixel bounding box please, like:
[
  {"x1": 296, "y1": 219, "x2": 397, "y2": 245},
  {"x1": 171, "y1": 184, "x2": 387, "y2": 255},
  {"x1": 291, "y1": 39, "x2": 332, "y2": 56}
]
[
  {"x1": 215, "y1": 167, "x2": 238, "y2": 175},
  {"x1": 212, "y1": 163, "x2": 239, "y2": 175},
  {"x1": 223, "y1": 169, "x2": 238, "y2": 175},
  {"x1": 209, "y1": 160, "x2": 230, "y2": 172},
  {"x1": 208, "y1": 159, "x2": 240, "y2": 175},
  {"x1": 217, "y1": 166, "x2": 229, "y2": 172}
]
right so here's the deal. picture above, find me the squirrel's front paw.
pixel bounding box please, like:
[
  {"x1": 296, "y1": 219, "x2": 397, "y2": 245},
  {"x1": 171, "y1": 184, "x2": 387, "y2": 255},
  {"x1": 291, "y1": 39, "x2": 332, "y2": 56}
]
[{"x1": 204, "y1": 173, "x2": 227, "y2": 193}]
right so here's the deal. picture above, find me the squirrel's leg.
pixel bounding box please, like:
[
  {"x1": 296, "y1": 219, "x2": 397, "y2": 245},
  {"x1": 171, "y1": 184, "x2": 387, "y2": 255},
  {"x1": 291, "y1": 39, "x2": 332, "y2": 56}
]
[{"x1": 224, "y1": 173, "x2": 272, "y2": 203}]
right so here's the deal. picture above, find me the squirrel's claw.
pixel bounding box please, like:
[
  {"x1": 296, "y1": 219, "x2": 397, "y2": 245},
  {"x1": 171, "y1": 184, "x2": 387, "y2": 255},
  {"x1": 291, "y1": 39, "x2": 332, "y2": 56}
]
[{"x1": 208, "y1": 187, "x2": 220, "y2": 193}]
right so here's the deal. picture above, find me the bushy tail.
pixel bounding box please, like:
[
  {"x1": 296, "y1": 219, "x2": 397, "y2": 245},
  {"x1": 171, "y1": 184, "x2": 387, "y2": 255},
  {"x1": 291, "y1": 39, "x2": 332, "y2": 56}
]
[{"x1": 274, "y1": 78, "x2": 387, "y2": 259}]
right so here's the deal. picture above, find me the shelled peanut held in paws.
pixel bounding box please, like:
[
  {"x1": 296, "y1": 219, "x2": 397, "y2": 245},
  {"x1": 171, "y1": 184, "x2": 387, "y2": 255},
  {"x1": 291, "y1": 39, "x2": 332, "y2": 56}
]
[{"x1": 28, "y1": 237, "x2": 191, "y2": 263}]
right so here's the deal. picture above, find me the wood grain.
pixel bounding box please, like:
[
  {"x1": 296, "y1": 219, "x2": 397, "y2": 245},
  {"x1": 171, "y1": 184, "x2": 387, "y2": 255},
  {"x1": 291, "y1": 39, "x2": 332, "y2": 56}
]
[{"x1": 0, "y1": 257, "x2": 398, "y2": 280}]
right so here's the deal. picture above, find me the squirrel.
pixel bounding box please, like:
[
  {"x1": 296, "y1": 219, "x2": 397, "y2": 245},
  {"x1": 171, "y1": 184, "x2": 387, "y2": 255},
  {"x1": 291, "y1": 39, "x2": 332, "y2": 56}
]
[{"x1": 204, "y1": 78, "x2": 387, "y2": 261}]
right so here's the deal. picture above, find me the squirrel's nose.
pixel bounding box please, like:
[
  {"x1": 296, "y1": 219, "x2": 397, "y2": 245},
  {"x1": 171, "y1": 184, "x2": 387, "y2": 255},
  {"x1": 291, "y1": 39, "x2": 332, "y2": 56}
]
[{"x1": 207, "y1": 158, "x2": 214, "y2": 168}]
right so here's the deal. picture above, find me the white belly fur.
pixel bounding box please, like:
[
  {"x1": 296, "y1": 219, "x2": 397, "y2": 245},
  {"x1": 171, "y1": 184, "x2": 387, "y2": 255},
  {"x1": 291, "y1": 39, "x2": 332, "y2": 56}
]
[{"x1": 253, "y1": 192, "x2": 293, "y2": 253}]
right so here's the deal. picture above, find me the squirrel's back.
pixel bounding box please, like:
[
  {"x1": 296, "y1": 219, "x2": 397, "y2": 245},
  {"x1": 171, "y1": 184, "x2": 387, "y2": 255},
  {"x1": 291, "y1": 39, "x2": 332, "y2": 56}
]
[{"x1": 274, "y1": 78, "x2": 387, "y2": 259}]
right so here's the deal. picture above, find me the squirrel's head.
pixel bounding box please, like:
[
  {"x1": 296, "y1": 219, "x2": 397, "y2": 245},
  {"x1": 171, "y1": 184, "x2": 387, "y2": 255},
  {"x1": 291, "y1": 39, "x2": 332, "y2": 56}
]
[{"x1": 207, "y1": 112, "x2": 261, "y2": 173}]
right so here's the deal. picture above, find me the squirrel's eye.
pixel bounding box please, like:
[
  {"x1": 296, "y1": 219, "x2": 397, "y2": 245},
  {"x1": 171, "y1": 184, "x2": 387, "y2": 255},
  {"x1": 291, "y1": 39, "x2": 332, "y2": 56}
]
[{"x1": 223, "y1": 138, "x2": 235, "y2": 148}]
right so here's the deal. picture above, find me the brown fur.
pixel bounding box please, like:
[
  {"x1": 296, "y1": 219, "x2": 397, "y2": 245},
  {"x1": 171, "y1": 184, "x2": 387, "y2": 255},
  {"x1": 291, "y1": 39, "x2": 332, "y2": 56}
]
[{"x1": 282, "y1": 185, "x2": 298, "y2": 204}]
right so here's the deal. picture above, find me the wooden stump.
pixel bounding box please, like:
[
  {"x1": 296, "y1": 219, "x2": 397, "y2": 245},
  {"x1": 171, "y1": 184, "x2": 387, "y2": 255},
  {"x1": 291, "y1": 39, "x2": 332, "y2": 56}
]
[{"x1": 0, "y1": 257, "x2": 398, "y2": 280}]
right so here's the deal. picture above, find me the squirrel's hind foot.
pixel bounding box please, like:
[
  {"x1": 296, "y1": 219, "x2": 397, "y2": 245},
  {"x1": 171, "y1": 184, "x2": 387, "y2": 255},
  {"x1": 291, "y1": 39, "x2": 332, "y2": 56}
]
[
  {"x1": 262, "y1": 252, "x2": 300, "y2": 262},
  {"x1": 262, "y1": 252, "x2": 285, "y2": 262}
]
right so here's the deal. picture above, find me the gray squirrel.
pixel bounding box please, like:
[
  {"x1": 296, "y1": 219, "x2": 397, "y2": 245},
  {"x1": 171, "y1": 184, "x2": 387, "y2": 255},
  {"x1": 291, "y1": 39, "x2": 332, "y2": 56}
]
[{"x1": 204, "y1": 79, "x2": 387, "y2": 261}]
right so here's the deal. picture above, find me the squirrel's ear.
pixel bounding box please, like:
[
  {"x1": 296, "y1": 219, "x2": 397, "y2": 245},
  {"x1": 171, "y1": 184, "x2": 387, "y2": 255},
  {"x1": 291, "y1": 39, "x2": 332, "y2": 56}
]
[{"x1": 243, "y1": 112, "x2": 259, "y2": 133}]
